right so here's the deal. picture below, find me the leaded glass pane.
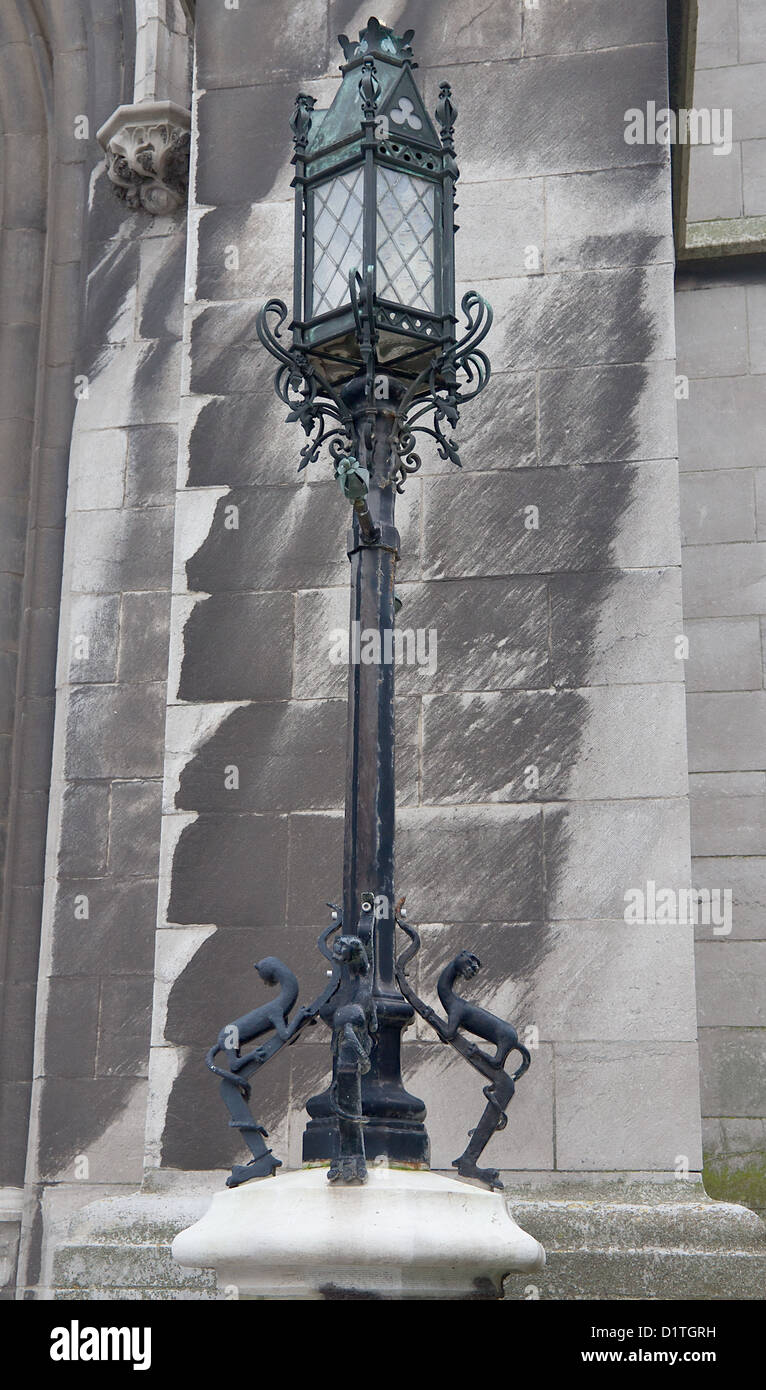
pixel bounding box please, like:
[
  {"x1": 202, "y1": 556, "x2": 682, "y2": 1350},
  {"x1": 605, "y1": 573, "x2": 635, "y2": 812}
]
[
  {"x1": 376, "y1": 167, "x2": 435, "y2": 312},
  {"x1": 311, "y1": 168, "x2": 364, "y2": 316}
]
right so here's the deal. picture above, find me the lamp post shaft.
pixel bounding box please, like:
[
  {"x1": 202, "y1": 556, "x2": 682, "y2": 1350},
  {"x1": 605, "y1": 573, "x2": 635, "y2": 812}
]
[
  {"x1": 343, "y1": 402, "x2": 397, "y2": 947},
  {"x1": 302, "y1": 379, "x2": 430, "y2": 1168}
]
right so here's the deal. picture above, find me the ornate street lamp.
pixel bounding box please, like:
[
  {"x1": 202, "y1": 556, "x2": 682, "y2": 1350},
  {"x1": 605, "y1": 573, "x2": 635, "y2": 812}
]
[{"x1": 206, "y1": 15, "x2": 530, "y2": 1194}]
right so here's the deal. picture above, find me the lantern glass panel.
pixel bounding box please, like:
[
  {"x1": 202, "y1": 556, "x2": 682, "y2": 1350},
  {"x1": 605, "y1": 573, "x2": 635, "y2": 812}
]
[
  {"x1": 311, "y1": 168, "x2": 365, "y2": 316},
  {"x1": 376, "y1": 167, "x2": 435, "y2": 312}
]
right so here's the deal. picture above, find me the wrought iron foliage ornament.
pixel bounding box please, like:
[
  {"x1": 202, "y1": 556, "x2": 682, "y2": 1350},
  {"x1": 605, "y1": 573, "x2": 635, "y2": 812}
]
[
  {"x1": 256, "y1": 298, "x2": 355, "y2": 473},
  {"x1": 256, "y1": 286, "x2": 492, "y2": 491}
]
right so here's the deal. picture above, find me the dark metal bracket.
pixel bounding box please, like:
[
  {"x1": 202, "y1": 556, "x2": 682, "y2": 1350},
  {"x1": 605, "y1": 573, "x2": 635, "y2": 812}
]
[
  {"x1": 256, "y1": 286, "x2": 493, "y2": 491},
  {"x1": 206, "y1": 903, "x2": 379, "y2": 1188},
  {"x1": 394, "y1": 912, "x2": 530, "y2": 1191}
]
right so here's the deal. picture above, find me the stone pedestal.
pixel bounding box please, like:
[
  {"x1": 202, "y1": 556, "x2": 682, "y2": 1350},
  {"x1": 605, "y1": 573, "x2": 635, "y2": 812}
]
[
  {"x1": 45, "y1": 1176, "x2": 766, "y2": 1300},
  {"x1": 171, "y1": 1167, "x2": 545, "y2": 1300}
]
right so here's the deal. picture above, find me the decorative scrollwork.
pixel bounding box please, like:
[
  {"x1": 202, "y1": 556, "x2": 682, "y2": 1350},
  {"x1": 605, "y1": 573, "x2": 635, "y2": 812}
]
[
  {"x1": 256, "y1": 298, "x2": 354, "y2": 473},
  {"x1": 385, "y1": 290, "x2": 493, "y2": 491},
  {"x1": 358, "y1": 58, "x2": 381, "y2": 119},
  {"x1": 257, "y1": 287, "x2": 491, "y2": 489},
  {"x1": 394, "y1": 913, "x2": 529, "y2": 1191}
]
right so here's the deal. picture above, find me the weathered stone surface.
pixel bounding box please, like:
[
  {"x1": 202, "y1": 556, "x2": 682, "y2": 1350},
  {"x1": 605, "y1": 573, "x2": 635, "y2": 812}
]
[
  {"x1": 546, "y1": 799, "x2": 690, "y2": 921},
  {"x1": 700, "y1": 1029, "x2": 766, "y2": 1117},
  {"x1": 24, "y1": 606, "x2": 59, "y2": 697},
  {"x1": 544, "y1": 165, "x2": 672, "y2": 271},
  {"x1": 407, "y1": 1039, "x2": 554, "y2": 1171},
  {"x1": 52, "y1": 879, "x2": 158, "y2": 977},
  {"x1": 556, "y1": 1042, "x2": 703, "y2": 1170},
  {"x1": 82, "y1": 240, "x2": 140, "y2": 355},
  {"x1": 197, "y1": 0, "x2": 332, "y2": 89},
  {"x1": 675, "y1": 286, "x2": 749, "y2": 378},
  {"x1": 687, "y1": 692, "x2": 766, "y2": 771},
  {"x1": 696, "y1": 942, "x2": 766, "y2": 1026},
  {"x1": 746, "y1": 283, "x2": 766, "y2": 374},
  {"x1": 442, "y1": 46, "x2": 669, "y2": 185},
  {"x1": 422, "y1": 685, "x2": 686, "y2": 803},
  {"x1": 504, "y1": 1247, "x2": 766, "y2": 1301},
  {"x1": 174, "y1": 700, "x2": 345, "y2": 814},
  {"x1": 196, "y1": 201, "x2": 293, "y2": 303},
  {"x1": 183, "y1": 485, "x2": 358, "y2": 593},
  {"x1": 396, "y1": 806, "x2": 543, "y2": 922},
  {"x1": 680, "y1": 469, "x2": 756, "y2": 545},
  {"x1": 333, "y1": 0, "x2": 526, "y2": 67},
  {"x1": 455, "y1": 178, "x2": 545, "y2": 281},
  {"x1": 124, "y1": 424, "x2": 178, "y2": 509},
  {"x1": 696, "y1": 0, "x2": 740, "y2": 68},
  {"x1": 743, "y1": 138, "x2": 766, "y2": 216},
  {"x1": 687, "y1": 140, "x2": 743, "y2": 221},
  {"x1": 423, "y1": 463, "x2": 679, "y2": 580},
  {"x1": 17, "y1": 697, "x2": 55, "y2": 791},
  {"x1": 65, "y1": 685, "x2": 166, "y2": 779},
  {"x1": 550, "y1": 568, "x2": 683, "y2": 687},
  {"x1": 536, "y1": 923, "x2": 697, "y2": 1043},
  {"x1": 43, "y1": 977, "x2": 100, "y2": 1078},
  {"x1": 474, "y1": 265, "x2": 675, "y2": 374},
  {"x1": 178, "y1": 592, "x2": 294, "y2": 702},
  {"x1": 696, "y1": 61, "x2": 766, "y2": 140},
  {"x1": 95, "y1": 976, "x2": 153, "y2": 1077},
  {"x1": 76, "y1": 340, "x2": 183, "y2": 431},
  {"x1": 185, "y1": 372, "x2": 310, "y2": 490},
  {"x1": 686, "y1": 616, "x2": 762, "y2": 691},
  {"x1": 682, "y1": 542, "x2": 766, "y2": 617},
  {"x1": 415, "y1": 371, "x2": 538, "y2": 473},
  {"x1": 118, "y1": 592, "x2": 171, "y2": 684},
  {"x1": 137, "y1": 234, "x2": 186, "y2": 342},
  {"x1": 520, "y1": 0, "x2": 667, "y2": 55},
  {"x1": 739, "y1": 0, "x2": 766, "y2": 63},
  {"x1": 108, "y1": 781, "x2": 163, "y2": 878},
  {"x1": 540, "y1": 359, "x2": 678, "y2": 465},
  {"x1": 58, "y1": 783, "x2": 110, "y2": 879},
  {"x1": 692, "y1": 855, "x2": 766, "y2": 940},
  {"x1": 66, "y1": 594, "x2": 120, "y2": 682},
  {"x1": 68, "y1": 507, "x2": 174, "y2": 594},
  {"x1": 167, "y1": 815, "x2": 288, "y2": 929},
  {"x1": 285, "y1": 811, "x2": 344, "y2": 927},
  {"x1": 703, "y1": 1116, "x2": 766, "y2": 1217},
  {"x1": 38, "y1": 1078, "x2": 148, "y2": 1184},
  {"x1": 0, "y1": 650, "x2": 17, "y2": 734},
  {"x1": 757, "y1": 468, "x2": 766, "y2": 540},
  {"x1": 691, "y1": 792, "x2": 766, "y2": 857},
  {"x1": 678, "y1": 369, "x2": 766, "y2": 471},
  {"x1": 195, "y1": 83, "x2": 326, "y2": 207}
]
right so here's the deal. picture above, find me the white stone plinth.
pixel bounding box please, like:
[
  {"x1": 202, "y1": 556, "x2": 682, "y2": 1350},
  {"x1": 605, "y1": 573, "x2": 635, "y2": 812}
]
[{"x1": 171, "y1": 1167, "x2": 546, "y2": 1300}]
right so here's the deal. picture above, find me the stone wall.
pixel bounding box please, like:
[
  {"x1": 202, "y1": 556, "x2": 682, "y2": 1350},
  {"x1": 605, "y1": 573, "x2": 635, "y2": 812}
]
[
  {"x1": 145, "y1": 0, "x2": 702, "y2": 1193},
  {"x1": 676, "y1": 0, "x2": 766, "y2": 1223},
  {"x1": 9, "y1": 0, "x2": 765, "y2": 1301}
]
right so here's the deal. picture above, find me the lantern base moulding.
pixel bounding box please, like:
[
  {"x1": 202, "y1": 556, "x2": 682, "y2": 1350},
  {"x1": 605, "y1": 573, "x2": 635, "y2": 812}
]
[{"x1": 171, "y1": 1165, "x2": 546, "y2": 1300}]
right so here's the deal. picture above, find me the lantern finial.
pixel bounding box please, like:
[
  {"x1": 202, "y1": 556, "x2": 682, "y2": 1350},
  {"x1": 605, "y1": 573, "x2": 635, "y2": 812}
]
[{"x1": 338, "y1": 17, "x2": 416, "y2": 66}]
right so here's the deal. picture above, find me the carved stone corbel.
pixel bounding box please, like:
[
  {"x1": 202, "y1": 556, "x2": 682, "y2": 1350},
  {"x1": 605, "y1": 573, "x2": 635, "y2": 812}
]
[{"x1": 97, "y1": 101, "x2": 191, "y2": 215}]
